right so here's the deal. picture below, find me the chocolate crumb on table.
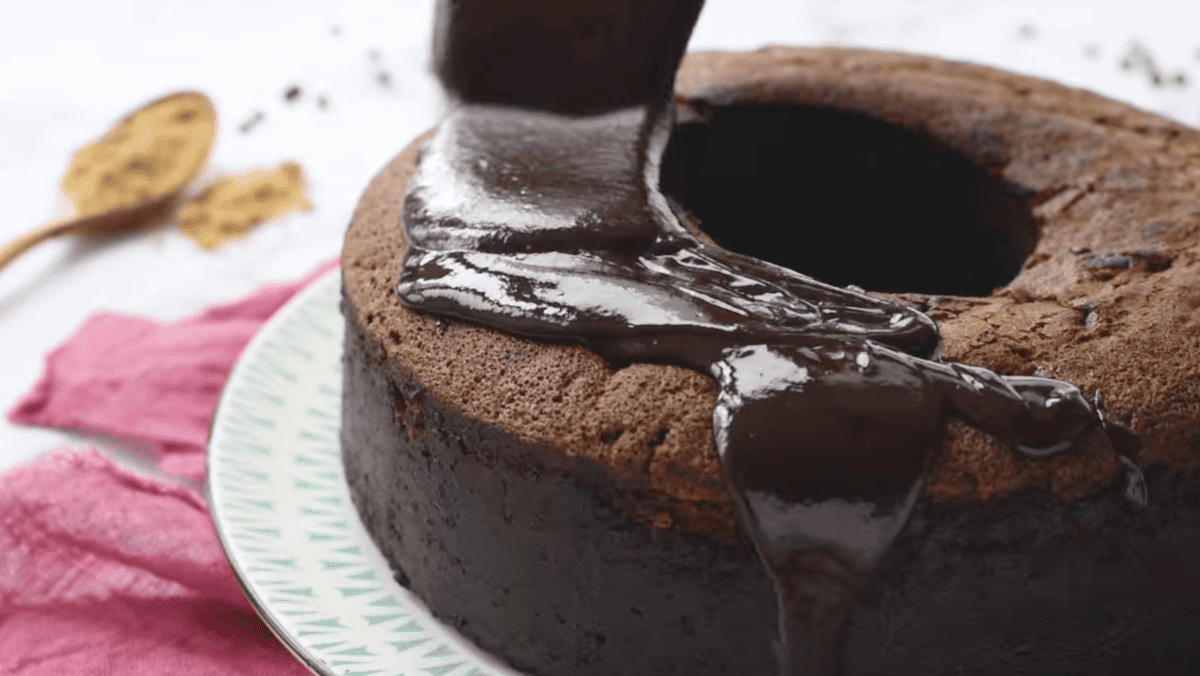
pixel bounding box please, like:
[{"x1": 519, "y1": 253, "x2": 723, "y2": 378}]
[{"x1": 239, "y1": 110, "x2": 265, "y2": 134}]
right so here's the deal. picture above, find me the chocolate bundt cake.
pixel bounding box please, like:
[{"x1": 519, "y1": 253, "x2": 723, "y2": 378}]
[{"x1": 340, "y1": 29, "x2": 1200, "y2": 676}]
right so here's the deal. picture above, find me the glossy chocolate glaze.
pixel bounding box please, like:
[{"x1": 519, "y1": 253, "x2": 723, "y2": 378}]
[{"x1": 398, "y1": 2, "x2": 1141, "y2": 674}]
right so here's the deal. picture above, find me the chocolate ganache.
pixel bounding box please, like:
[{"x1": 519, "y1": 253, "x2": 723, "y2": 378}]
[{"x1": 397, "y1": 2, "x2": 1141, "y2": 674}]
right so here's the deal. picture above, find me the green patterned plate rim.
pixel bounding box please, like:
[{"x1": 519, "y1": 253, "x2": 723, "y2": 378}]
[{"x1": 208, "y1": 268, "x2": 523, "y2": 676}]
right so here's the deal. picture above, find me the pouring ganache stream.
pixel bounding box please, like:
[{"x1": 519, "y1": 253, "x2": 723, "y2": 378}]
[{"x1": 397, "y1": 2, "x2": 1141, "y2": 674}]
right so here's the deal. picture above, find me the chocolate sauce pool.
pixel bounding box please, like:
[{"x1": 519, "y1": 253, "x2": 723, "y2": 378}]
[{"x1": 397, "y1": 2, "x2": 1140, "y2": 674}]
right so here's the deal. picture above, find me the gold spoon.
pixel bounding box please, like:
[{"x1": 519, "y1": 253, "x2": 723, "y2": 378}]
[{"x1": 0, "y1": 91, "x2": 217, "y2": 273}]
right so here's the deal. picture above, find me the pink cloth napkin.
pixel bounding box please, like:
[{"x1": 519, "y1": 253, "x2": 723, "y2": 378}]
[
  {"x1": 2, "y1": 259, "x2": 339, "y2": 675},
  {"x1": 8, "y1": 259, "x2": 339, "y2": 480}
]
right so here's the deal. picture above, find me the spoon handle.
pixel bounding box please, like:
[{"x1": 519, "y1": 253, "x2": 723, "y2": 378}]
[{"x1": 0, "y1": 219, "x2": 77, "y2": 273}]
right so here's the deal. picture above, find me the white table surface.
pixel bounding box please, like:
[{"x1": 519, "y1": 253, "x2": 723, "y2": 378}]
[{"x1": 3, "y1": 0, "x2": 1198, "y2": 482}]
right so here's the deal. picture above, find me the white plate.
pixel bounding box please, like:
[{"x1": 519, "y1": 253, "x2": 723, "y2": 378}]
[{"x1": 208, "y1": 268, "x2": 524, "y2": 676}]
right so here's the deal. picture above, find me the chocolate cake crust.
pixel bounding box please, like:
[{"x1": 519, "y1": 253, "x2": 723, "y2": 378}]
[{"x1": 341, "y1": 47, "x2": 1200, "y2": 675}]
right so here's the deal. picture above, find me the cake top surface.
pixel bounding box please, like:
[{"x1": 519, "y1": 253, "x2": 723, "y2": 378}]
[
  {"x1": 400, "y1": 1, "x2": 1146, "y2": 509},
  {"x1": 343, "y1": 45, "x2": 1200, "y2": 520}
]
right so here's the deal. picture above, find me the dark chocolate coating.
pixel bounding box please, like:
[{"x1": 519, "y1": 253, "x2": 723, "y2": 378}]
[
  {"x1": 433, "y1": 0, "x2": 704, "y2": 114},
  {"x1": 398, "y1": 3, "x2": 1139, "y2": 674}
]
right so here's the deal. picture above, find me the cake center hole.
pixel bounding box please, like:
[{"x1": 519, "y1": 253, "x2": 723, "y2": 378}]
[{"x1": 659, "y1": 104, "x2": 1039, "y2": 296}]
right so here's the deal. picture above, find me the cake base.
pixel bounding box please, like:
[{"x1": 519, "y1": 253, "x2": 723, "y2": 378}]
[{"x1": 342, "y1": 307, "x2": 1200, "y2": 675}]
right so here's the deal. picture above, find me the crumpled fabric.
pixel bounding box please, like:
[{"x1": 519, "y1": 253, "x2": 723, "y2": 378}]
[
  {"x1": 2, "y1": 260, "x2": 338, "y2": 675},
  {"x1": 8, "y1": 258, "x2": 339, "y2": 480},
  {"x1": 0, "y1": 447, "x2": 311, "y2": 675}
]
